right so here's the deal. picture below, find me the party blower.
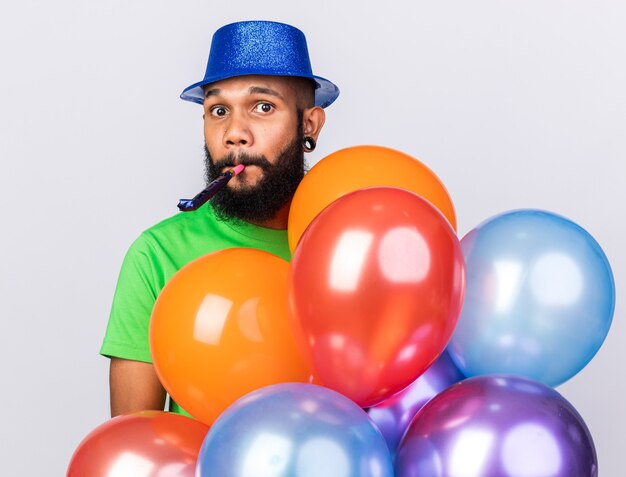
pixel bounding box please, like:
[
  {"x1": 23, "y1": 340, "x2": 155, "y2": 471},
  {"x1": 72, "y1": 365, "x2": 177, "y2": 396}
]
[{"x1": 177, "y1": 164, "x2": 245, "y2": 211}]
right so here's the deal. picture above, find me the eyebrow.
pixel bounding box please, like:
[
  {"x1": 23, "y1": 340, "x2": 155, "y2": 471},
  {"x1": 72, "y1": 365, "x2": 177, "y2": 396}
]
[
  {"x1": 203, "y1": 85, "x2": 285, "y2": 100},
  {"x1": 249, "y1": 86, "x2": 284, "y2": 100}
]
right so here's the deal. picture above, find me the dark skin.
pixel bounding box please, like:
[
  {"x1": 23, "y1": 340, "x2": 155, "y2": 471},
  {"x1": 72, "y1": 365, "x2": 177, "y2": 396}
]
[
  {"x1": 202, "y1": 75, "x2": 324, "y2": 229},
  {"x1": 109, "y1": 358, "x2": 166, "y2": 416},
  {"x1": 109, "y1": 75, "x2": 325, "y2": 416}
]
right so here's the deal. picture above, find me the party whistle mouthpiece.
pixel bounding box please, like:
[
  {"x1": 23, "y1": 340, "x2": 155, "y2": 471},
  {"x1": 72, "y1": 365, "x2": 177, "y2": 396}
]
[{"x1": 177, "y1": 164, "x2": 245, "y2": 212}]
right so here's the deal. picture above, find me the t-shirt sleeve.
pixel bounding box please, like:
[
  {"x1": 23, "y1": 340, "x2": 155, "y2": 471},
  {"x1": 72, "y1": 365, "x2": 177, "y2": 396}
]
[{"x1": 100, "y1": 234, "x2": 160, "y2": 363}]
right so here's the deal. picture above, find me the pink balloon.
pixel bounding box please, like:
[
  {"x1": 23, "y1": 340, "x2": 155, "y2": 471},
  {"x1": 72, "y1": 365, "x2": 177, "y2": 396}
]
[{"x1": 67, "y1": 411, "x2": 209, "y2": 477}]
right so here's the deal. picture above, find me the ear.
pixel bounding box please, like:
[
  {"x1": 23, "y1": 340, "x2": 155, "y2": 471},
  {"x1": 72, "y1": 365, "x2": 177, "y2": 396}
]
[{"x1": 301, "y1": 106, "x2": 326, "y2": 142}]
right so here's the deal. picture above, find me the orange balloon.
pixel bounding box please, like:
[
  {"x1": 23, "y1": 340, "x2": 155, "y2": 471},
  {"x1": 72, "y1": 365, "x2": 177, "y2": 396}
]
[
  {"x1": 150, "y1": 248, "x2": 311, "y2": 426},
  {"x1": 288, "y1": 145, "x2": 456, "y2": 252}
]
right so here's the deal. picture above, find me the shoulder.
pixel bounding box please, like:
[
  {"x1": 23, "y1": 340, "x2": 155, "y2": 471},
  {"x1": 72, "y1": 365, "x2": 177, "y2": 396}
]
[
  {"x1": 138, "y1": 206, "x2": 216, "y2": 246},
  {"x1": 119, "y1": 212, "x2": 193, "y2": 264},
  {"x1": 125, "y1": 205, "x2": 228, "y2": 271},
  {"x1": 144, "y1": 209, "x2": 198, "y2": 235}
]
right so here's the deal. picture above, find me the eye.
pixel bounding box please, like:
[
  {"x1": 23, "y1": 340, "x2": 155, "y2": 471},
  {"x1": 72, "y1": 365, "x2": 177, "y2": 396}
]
[
  {"x1": 210, "y1": 106, "x2": 228, "y2": 117},
  {"x1": 254, "y1": 102, "x2": 274, "y2": 113}
]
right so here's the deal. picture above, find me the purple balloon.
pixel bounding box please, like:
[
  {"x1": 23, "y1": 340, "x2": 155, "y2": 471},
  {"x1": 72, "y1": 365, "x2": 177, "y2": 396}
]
[
  {"x1": 395, "y1": 375, "x2": 597, "y2": 477},
  {"x1": 368, "y1": 351, "x2": 464, "y2": 454}
]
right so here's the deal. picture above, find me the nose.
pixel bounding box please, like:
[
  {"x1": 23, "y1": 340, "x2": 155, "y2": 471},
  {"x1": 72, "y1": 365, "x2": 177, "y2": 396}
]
[{"x1": 223, "y1": 112, "x2": 253, "y2": 149}]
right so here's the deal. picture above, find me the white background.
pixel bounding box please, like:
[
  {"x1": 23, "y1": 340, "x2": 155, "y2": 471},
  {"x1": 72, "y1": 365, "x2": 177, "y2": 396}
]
[{"x1": 1, "y1": 1, "x2": 624, "y2": 474}]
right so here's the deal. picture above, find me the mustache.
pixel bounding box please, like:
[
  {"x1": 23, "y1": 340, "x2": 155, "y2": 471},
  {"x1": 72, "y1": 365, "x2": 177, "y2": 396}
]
[{"x1": 212, "y1": 152, "x2": 272, "y2": 171}]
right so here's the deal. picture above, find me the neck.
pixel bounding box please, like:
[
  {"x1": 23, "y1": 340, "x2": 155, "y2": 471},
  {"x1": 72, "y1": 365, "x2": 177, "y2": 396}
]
[{"x1": 245, "y1": 201, "x2": 291, "y2": 230}]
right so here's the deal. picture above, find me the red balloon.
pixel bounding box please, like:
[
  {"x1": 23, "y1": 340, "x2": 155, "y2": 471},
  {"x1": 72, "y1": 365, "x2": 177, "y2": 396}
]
[
  {"x1": 67, "y1": 411, "x2": 209, "y2": 476},
  {"x1": 289, "y1": 187, "x2": 465, "y2": 407}
]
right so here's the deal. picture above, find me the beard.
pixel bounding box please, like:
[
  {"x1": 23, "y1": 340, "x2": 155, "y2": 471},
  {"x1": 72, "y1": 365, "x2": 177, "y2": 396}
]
[{"x1": 204, "y1": 129, "x2": 306, "y2": 224}]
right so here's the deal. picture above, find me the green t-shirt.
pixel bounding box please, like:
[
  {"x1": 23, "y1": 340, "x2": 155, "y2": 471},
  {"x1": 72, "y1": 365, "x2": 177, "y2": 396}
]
[{"x1": 100, "y1": 203, "x2": 291, "y2": 415}]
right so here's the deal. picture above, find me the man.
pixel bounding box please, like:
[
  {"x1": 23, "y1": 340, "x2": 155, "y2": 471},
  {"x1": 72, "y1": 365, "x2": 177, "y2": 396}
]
[{"x1": 100, "y1": 20, "x2": 339, "y2": 416}]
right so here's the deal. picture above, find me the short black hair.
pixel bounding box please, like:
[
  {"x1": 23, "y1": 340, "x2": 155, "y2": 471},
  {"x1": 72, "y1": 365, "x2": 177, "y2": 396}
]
[{"x1": 291, "y1": 77, "x2": 315, "y2": 108}]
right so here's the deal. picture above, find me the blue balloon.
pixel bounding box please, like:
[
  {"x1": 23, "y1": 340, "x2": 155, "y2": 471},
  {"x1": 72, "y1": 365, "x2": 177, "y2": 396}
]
[
  {"x1": 448, "y1": 209, "x2": 614, "y2": 386},
  {"x1": 196, "y1": 383, "x2": 394, "y2": 477}
]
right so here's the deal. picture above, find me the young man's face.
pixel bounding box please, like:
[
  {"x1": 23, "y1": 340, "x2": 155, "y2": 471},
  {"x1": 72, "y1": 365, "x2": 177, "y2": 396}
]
[{"x1": 202, "y1": 75, "x2": 323, "y2": 223}]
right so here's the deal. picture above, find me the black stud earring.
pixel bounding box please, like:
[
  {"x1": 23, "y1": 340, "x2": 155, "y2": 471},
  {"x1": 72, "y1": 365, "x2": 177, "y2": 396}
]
[{"x1": 303, "y1": 136, "x2": 316, "y2": 152}]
